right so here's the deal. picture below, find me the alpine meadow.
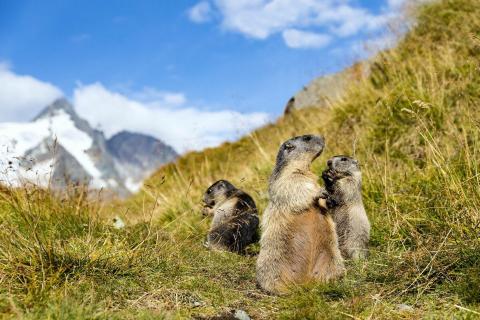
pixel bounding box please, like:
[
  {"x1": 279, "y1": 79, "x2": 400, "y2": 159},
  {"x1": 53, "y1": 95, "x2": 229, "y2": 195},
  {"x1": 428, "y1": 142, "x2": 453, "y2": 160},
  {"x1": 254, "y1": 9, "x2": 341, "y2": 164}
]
[{"x1": 1, "y1": 0, "x2": 480, "y2": 318}]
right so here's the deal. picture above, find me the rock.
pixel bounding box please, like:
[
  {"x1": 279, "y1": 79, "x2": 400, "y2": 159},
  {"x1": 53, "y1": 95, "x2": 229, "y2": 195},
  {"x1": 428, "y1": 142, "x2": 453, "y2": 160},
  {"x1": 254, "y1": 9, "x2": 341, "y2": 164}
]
[
  {"x1": 113, "y1": 216, "x2": 125, "y2": 229},
  {"x1": 283, "y1": 61, "x2": 369, "y2": 114},
  {"x1": 234, "y1": 309, "x2": 251, "y2": 320},
  {"x1": 397, "y1": 303, "x2": 414, "y2": 312},
  {"x1": 192, "y1": 301, "x2": 203, "y2": 308}
]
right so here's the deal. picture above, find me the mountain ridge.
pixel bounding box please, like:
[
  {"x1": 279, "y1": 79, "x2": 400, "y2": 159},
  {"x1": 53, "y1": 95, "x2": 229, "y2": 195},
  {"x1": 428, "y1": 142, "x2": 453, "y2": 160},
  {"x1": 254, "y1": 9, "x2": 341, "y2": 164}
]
[
  {"x1": 0, "y1": 98, "x2": 177, "y2": 195},
  {"x1": 107, "y1": 130, "x2": 178, "y2": 191}
]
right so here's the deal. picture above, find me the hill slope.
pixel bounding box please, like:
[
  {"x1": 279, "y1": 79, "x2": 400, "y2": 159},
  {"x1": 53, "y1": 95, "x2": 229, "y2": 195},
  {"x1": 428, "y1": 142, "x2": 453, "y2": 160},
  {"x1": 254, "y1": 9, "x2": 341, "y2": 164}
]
[{"x1": 1, "y1": 0, "x2": 480, "y2": 318}]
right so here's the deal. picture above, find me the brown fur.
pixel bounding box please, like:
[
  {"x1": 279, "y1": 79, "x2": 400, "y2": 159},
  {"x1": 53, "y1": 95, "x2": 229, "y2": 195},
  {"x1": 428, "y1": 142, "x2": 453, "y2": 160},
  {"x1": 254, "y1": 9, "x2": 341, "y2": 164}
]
[{"x1": 256, "y1": 135, "x2": 345, "y2": 294}]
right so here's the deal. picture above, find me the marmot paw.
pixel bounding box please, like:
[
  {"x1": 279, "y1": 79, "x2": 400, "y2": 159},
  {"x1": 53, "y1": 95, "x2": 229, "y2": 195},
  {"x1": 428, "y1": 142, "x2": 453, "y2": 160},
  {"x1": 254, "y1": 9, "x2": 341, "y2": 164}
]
[
  {"x1": 322, "y1": 169, "x2": 336, "y2": 184},
  {"x1": 320, "y1": 190, "x2": 337, "y2": 209},
  {"x1": 325, "y1": 195, "x2": 338, "y2": 209}
]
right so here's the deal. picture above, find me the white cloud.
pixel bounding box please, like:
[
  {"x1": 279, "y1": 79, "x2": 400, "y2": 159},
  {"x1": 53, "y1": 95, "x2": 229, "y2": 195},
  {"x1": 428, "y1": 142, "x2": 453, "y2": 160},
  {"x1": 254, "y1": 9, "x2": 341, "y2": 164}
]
[
  {"x1": 322, "y1": 5, "x2": 389, "y2": 37},
  {"x1": 73, "y1": 83, "x2": 269, "y2": 153},
  {"x1": 129, "y1": 87, "x2": 187, "y2": 106},
  {"x1": 189, "y1": 0, "x2": 405, "y2": 49},
  {"x1": 351, "y1": 32, "x2": 398, "y2": 58},
  {"x1": 213, "y1": 0, "x2": 318, "y2": 39},
  {"x1": 0, "y1": 63, "x2": 63, "y2": 122},
  {"x1": 0, "y1": 67, "x2": 269, "y2": 153},
  {"x1": 388, "y1": 0, "x2": 406, "y2": 9},
  {"x1": 188, "y1": 1, "x2": 213, "y2": 23},
  {"x1": 282, "y1": 29, "x2": 331, "y2": 49}
]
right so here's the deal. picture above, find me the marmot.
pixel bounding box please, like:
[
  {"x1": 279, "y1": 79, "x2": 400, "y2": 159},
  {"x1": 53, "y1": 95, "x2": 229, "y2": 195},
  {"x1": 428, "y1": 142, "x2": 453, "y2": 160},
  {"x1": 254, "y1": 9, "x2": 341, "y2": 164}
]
[
  {"x1": 202, "y1": 180, "x2": 259, "y2": 253},
  {"x1": 256, "y1": 135, "x2": 345, "y2": 294},
  {"x1": 322, "y1": 156, "x2": 370, "y2": 259}
]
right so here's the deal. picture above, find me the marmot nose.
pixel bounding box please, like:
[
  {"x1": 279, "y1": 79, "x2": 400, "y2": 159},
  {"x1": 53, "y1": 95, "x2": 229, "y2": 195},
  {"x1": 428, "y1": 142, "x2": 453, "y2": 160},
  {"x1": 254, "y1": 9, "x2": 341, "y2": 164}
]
[{"x1": 327, "y1": 159, "x2": 333, "y2": 167}]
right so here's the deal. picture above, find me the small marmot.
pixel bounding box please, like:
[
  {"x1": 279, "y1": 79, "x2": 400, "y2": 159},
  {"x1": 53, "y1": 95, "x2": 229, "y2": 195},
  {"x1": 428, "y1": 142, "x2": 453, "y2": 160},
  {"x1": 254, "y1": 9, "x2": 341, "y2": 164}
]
[
  {"x1": 256, "y1": 135, "x2": 345, "y2": 294},
  {"x1": 202, "y1": 180, "x2": 259, "y2": 253},
  {"x1": 322, "y1": 156, "x2": 370, "y2": 260}
]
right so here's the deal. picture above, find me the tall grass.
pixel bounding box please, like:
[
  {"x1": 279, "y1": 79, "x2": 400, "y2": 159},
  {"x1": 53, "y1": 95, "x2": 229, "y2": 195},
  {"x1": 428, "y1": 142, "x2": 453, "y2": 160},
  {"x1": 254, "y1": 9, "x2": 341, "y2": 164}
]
[
  {"x1": 2, "y1": 0, "x2": 480, "y2": 318},
  {"x1": 0, "y1": 186, "x2": 168, "y2": 318},
  {"x1": 125, "y1": 0, "x2": 480, "y2": 316}
]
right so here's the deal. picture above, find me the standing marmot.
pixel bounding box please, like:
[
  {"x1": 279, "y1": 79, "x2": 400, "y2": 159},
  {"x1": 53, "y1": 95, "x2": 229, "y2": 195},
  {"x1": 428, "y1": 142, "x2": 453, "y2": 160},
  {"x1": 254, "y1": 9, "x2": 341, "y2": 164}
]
[
  {"x1": 202, "y1": 180, "x2": 259, "y2": 253},
  {"x1": 322, "y1": 156, "x2": 370, "y2": 259},
  {"x1": 256, "y1": 135, "x2": 345, "y2": 294}
]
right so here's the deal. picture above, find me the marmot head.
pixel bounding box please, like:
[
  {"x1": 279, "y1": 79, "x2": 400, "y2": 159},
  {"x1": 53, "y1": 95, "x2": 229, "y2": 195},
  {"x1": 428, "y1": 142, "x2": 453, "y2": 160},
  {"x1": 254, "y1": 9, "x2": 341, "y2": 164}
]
[
  {"x1": 276, "y1": 134, "x2": 325, "y2": 164},
  {"x1": 272, "y1": 135, "x2": 325, "y2": 178},
  {"x1": 323, "y1": 156, "x2": 361, "y2": 191},
  {"x1": 203, "y1": 179, "x2": 236, "y2": 208},
  {"x1": 327, "y1": 156, "x2": 360, "y2": 173}
]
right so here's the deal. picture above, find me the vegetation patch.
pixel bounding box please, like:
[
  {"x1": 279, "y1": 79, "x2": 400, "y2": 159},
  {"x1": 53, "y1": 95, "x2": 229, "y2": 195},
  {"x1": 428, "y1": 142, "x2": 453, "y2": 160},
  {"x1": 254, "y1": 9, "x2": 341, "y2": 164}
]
[{"x1": 2, "y1": 0, "x2": 480, "y2": 318}]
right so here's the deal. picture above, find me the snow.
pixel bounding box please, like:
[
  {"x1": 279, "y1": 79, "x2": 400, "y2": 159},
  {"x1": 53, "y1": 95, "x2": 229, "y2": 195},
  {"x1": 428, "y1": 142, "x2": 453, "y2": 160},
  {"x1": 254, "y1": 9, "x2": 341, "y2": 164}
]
[
  {"x1": 50, "y1": 111, "x2": 102, "y2": 178},
  {"x1": 19, "y1": 159, "x2": 55, "y2": 186},
  {"x1": 0, "y1": 110, "x2": 106, "y2": 188},
  {"x1": 0, "y1": 120, "x2": 46, "y2": 156}
]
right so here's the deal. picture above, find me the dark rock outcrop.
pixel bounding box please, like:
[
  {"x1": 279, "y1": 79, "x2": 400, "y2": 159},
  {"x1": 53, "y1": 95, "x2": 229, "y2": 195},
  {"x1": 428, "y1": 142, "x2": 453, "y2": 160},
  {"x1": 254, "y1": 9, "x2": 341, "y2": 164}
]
[{"x1": 107, "y1": 131, "x2": 178, "y2": 185}]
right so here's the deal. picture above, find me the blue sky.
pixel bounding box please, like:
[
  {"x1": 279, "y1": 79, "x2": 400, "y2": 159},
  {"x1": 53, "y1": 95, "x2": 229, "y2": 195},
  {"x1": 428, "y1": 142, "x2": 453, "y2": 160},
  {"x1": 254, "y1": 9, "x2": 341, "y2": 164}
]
[{"x1": 0, "y1": 0, "x2": 403, "y2": 152}]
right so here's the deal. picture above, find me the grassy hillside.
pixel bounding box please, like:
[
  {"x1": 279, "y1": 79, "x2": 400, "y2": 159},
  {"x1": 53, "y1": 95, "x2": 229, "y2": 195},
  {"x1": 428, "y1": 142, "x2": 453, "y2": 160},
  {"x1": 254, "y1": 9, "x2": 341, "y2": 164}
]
[{"x1": 2, "y1": 0, "x2": 480, "y2": 318}]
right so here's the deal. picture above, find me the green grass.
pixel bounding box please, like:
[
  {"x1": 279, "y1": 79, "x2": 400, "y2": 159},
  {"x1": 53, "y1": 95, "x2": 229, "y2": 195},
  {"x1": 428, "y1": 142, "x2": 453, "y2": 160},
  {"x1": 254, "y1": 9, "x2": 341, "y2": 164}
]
[{"x1": 2, "y1": 0, "x2": 480, "y2": 318}]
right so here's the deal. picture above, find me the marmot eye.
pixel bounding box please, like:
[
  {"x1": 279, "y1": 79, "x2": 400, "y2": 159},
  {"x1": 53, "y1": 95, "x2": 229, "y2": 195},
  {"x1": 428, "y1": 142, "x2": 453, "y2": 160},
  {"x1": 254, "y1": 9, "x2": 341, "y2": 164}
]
[
  {"x1": 207, "y1": 189, "x2": 212, "y2": 194},
  {"x1": 285, "y1": 143, "x2": 295, "y2": 150},
  {"x1": 341, "y1": 157, "x2": 348, "y2": 161}
]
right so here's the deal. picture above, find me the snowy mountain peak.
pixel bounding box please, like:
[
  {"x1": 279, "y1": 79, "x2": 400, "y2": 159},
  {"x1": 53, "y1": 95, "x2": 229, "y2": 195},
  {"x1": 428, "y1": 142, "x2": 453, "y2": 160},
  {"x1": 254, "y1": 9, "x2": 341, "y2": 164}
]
[
  {"x1": 0, "y1": 98, "x2": 177, "y2": 196},
  {"x1": 34, "y1": 98, "x2": 75, "y2": 120},
  {"x1": 33, "y1": 98, "x2": 95, "y2": 136}
]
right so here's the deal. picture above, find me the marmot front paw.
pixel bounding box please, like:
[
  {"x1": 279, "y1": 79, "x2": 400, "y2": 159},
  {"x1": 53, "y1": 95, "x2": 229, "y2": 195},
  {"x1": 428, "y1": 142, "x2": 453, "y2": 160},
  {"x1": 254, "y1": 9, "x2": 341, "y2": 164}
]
[
  {"x1": 325, "y1": 194, "x2": 338, "y2": 209},
  {"x1": 322, "y1": 169, "x2": 336, "y2": 186},
  {"x1": 202, "y1": 206, "x2": 214, "y2": 216},
  {"x1": 319, "y1": 190, "x2": 337, "y2": 209}
]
